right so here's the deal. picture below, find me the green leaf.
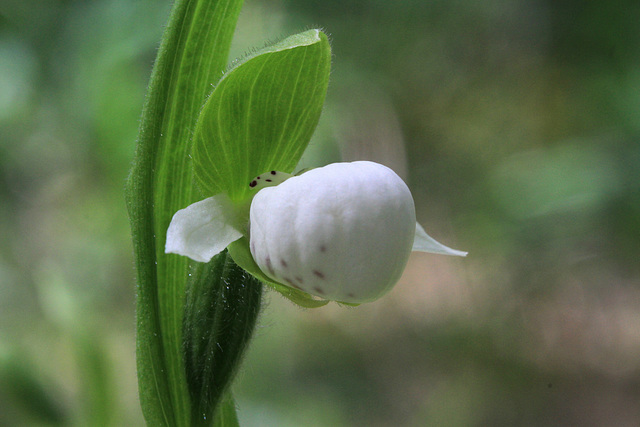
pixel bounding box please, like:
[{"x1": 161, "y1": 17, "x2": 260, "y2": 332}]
[
  {"x1": 183, "y1": 251, "x2": 262, "y2": 424},
  {"x1": 192, "y1": 29, "x2": 332, "y2": 202},
  {"x1": 125, "y1": 0, "x2": 245, "y2": 425}
]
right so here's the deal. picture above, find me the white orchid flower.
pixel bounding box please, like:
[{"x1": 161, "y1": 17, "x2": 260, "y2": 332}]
[{"x1": 166, "y1": 161, "x2": 466, "y2": 304}]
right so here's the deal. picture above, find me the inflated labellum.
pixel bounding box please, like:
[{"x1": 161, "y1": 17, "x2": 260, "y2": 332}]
[{"x1": 166, "y1": 161, "x2": 466, "y2": 304}]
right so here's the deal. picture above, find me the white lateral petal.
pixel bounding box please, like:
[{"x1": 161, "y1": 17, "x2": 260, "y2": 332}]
[
  {"x1": 165, "y1": 194, "x2": 243, "y2": 262},
  {"x1": 413, "y1": 222, "x2": 468, "y2": 257}
]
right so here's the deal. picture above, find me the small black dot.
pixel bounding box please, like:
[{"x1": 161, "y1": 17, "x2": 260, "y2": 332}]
[
  {"x1": 270, "y1": 171, "x2": 276, "y2": 175},
  {"x1": 249, "y1": 181, "x2": 257, "y2": 187},
  {"x1": 265, "y1": 179, "x2": 272, "y2": 182},
  {"x1": 313, "y1": 286, "x2": 325, "y2": 295},
  {"x1": 313, "y1": 270, "x2": 325, "y2": 279}
]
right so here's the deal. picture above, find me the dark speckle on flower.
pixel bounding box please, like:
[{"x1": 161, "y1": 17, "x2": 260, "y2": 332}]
[{"x1": 265, "y1": 257, "x2": 274, "y2": 275}]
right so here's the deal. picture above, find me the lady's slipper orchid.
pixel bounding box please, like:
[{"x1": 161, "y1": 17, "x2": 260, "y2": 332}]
[{"x1": 166, "y1": 161, "x2": 466, "y2": 303}]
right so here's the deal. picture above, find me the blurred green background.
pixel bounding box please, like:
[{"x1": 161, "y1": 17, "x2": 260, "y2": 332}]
[{"x1": 2, "y1": 0, "x2": 639, "y2": 425}]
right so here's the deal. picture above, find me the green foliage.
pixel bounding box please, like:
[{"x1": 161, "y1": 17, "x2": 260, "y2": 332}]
[
  {"x1": 183, "y1": 251, "x2": 262, "y2": 424},
  {"x1": 192, "y1": 29, "x2": 331, "y2": 202},
  {"x1": 125, "y1": 0, "x2": 246, "y2": 424}
]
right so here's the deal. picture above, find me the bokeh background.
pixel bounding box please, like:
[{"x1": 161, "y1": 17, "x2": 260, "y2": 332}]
[{"x1": 2, "y1": 0, "x2": 640, "y2": 425}]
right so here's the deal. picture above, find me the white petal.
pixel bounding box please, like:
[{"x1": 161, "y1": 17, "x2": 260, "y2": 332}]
[
  {"x1": 249, "y1": 161, "x2": 416, "y2": 303},
  {"x1": 413, "y1": 222, "x2": 468, "y2": 257},
  {"x1": 165, "y1": 194, "x2": 243, "y2": 262}
]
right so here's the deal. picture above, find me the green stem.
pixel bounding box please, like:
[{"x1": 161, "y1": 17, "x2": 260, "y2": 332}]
[
  {"x1": 183, "y1": 251, "x2": 262, "y2": 425},
  {"x1": 126, "y1": 0, "x2": 246, "y2": 425}
]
